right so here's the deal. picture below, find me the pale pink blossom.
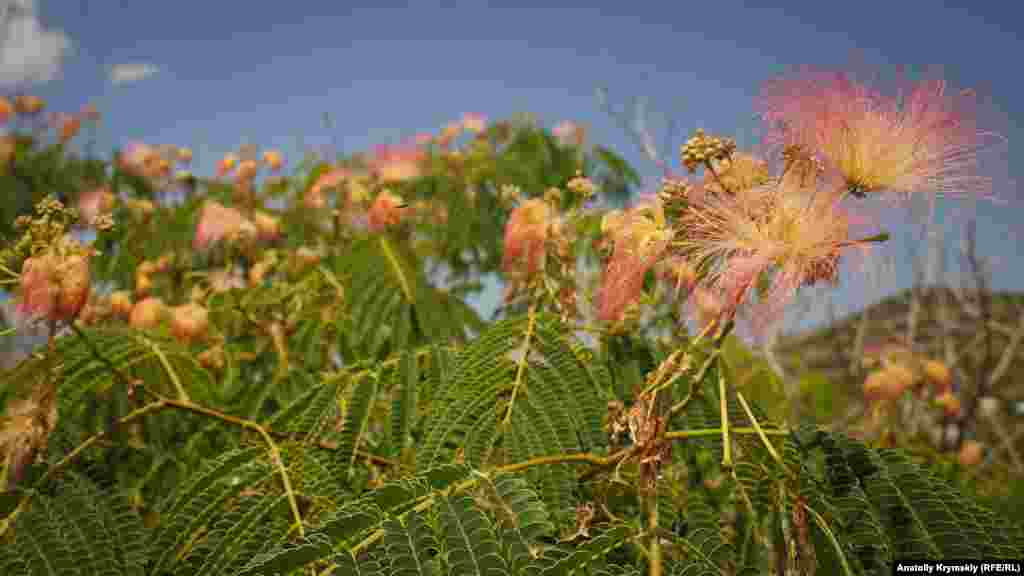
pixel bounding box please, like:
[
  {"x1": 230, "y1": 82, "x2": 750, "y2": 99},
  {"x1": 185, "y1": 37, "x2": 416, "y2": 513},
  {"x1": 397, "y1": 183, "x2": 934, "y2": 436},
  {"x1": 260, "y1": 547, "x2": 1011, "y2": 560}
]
[
  {"x1": 193, "y1": 201, "x2": 256, "y2": 250},
  {"x1": 368, "y1": 143, "x2": 425, "y2": 183},
  {"x1": 367, "y1": 191, "x2": 406, "y2": 232},
  {"x1": 758, "y1": 67, "x2": 1004, "y2": 204},
  {"x1": 461, "y1": 113, "x2": 487, "y2": 134},
  {"x1": 502, "y1": 199, "x2": 554, "y2": 279},
  {"x1": 77, "y1": 186, "x2": 115, "y2": 226},
  {"x1": 552, "y1": 120, "x2": 586, "y2": 147},
  {"x1": 17, "y1": 241, "x2": 92, "y2": 323},
  {"x1": 677, "y1": 180, "x2": 874, "y2": 338},
  {"x1": 306, "y1": 168, "x2": 352, "y2": 209},
  {"x1": 596, "y1": 198, "x2": 672, "y2": 323}
]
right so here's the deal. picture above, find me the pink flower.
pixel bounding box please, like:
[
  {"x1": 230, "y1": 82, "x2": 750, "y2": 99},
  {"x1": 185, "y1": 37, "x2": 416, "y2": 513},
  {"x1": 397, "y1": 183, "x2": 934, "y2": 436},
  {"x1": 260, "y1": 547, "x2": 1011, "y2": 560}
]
[
  {"x1": 461, "y1": 113, "x2": 487, "y2": 134},
  {"x1": 368, "y1": 143, "x2": 425, "y2": 183},
  {"x1": 367, "y1": 191, "x2": 407, "y2": 232},
  {"x1": 193, "y1": 201, "x2": 256, "y2": 250},
  {"x1": 77, "y1": 186, "x2": 115, "y2": 226},
  {"x1": 119, "y1": 141, "x2": 157, "y2": 176},
  {"x1": 437, "y1": 122, "x2": 462, "y2": 147},
  {"x1": 677, "y1": 180, "x2": 874, "y2": 338},
  {"x1": 596, "y1": 199, "x2": 671, "y2": 323},
  {"x1": 306, "y1": 167, "x2": 353, "y2": 209},
  {"x1": 552, "y1": 120, "x2": 586, "y2": 147},
  {"x1": 758, "y1": 67, "x2": 1003, "y2": 204},
  {"x1": 502, "y1": 199, "x2": 554, "y2": 279},
  {"x1": 17, "y1": 243, "x2": 92, "y2": 323}
]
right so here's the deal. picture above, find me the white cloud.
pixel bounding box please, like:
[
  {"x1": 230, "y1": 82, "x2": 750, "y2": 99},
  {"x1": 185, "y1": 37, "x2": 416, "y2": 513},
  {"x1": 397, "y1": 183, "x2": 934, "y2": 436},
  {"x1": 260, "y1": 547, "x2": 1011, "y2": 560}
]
[
  {"x1": 109, "y1": 62, "x2": 159, "y2": 86},
  {"x1": 0, "y1": 0, "x2": 72, "y2": 87}
]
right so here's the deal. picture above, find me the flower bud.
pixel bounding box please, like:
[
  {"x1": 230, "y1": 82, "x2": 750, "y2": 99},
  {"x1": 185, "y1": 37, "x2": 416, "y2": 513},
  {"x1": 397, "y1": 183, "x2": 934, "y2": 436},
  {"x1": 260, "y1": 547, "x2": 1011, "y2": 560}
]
[
  {"x1": 154, "y1": 253, "x2": 173, "y2": 273},
  {"x1": 56, "y1": 253, "x2": 91, "y2": 321},
  {"x1": 135, "y1": 274, "x2": 153, "y2": 298},
  {"x1": 126, "y1": 198, "x2": 155, "y2": 223},
  {"x1": 130, "y1": 297, "x2": 166, "y2": 329},
  {"x1": 935, "y1": 391, "x2": 962, "y2": 418},
  {"x1": 177, "y1": 147, "x2": 193, "y2": 164},
  {"x1": 14, "y1": 95, "x2": 45, "y2": 115},
  {"x1": 197, "y1": 345, "x2": 225, "y2": 371},
  {"x1": 109, "y1": 290, "x2": 134, "y2": 318},
  {"x1": 958, "y1": 440, "x2": 984, "y2": 467},
  {"x1": 923, "y1": 359, "x2": 952, "y2": 394},
  {"x1": 262, "y1": 149, "x2": 284, "y2": 172},
  {"x1": 294, "y1": 246, "x2": 321, "y2": 270},
  {"x1": 137, "y1": 260, "x2": 158, "y2": 277},
  {"x1": 217, "y1": 153, "x2": 239, "y2": 177},
  {"x1": 977, "y1": 396, "x2": 1000, "y2": 420},
  {"x1": 236, "y1": 159, "x2": 258, "y2": 181},
  {"x1": 252, "y1": 211, "x2": 281, "y2": 242},
  {"x1": 0, "y1": 97, "x2": 12, "y2": 123},
  {"x1": 170, "y1": 303, "x2": 209, "y2": 345}
]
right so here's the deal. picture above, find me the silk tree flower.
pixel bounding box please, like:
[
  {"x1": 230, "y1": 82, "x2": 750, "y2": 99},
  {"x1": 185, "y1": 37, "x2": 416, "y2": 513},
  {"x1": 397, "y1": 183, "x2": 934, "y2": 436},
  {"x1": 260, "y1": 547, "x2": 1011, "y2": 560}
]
[
  {"x1": 306, "y1": 167, "x2": 352, "y2": 209},
  {"x1": 461, "y1": 113, "x2": 487, "y2": 134},
  {"x1": 76, "y1": 186, "x2": 116, "y2": 226},
  {"x1": 596, "y1": 197, "x2": 673, "y2": 323},
  {"x1": 0, "y1": 97, "x2": 12, "y2": 123},
  {"x1": 688, "y1": 284, "x2": 727, "y2": 332},
  {"x1": 552, "y1": 120, "x2": 587, "y2": 148},
  {"x1": 437, "y1": 121, "x2": 463, "y2": 148},
  {"x1": 193, "y1": 201, "x2": 256, "y2": 250},
  {"x1": 119, "y1": 141, "x2": 158, "y2": 177},
  {"x1": 367, "y1": 190, "x2": 407, "y2": 232},
  {"x1": 677, "y1": 180, "x2": 873, "y2": 338},
  {"x1": 502, "y1": 198, "x2": 555, "y2": 280},
  {"x1": 216, "y1": 152, "x2": 239, "y2": 178},
  {"x1": 368, "y1": 142, "x2": 426, "y2": 183},
  {"x1": 252, "y1": 211, "x2": 281, "y2": 242},
  {"x1": 262, "y1": 149, "x2": 284, "y2": 173},
  {"x1": 758, "y1": 67, "x2": 1003, "y2": 203},
  {"x1": 17, "y1": 238, "x2": 92, "y2": 323},
  {"x1": 702, "y1": 152, "x2": 771, "y2": 195},
  {"x1": 50, "y1": 112, "x2": 82, "y2": 144}
]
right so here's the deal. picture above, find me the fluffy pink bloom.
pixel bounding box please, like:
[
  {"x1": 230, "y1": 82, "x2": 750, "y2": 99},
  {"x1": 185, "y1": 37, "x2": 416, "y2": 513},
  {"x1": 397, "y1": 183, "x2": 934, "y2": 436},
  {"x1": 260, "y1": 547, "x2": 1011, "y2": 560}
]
[
  {"x1": 77, "y1": 186, "x2": 115, "y2": 226},
  {"x1": 596, "y1": 198, "x2": 672, "y2": 323},
  {"x1": 306, "y1": 168, "x2": 353, "y2": 209},
  {"x1": 758, "y1": 67, "x2": 1004, "y2": 204},
  {"x1": 461, "y1": 113, "x2": 487, "y2": 134},
  {"x1": 368, "y1": 142, "x2": 425, "y2": 183},
  {"x1": 678, "y1": 180, "x2": 874, "y2": 339},
  {"x1": 119, "y1": 142, "x2": 158, "y2": 177},
  {"x1": 552, "y1": 120, "x2": 586, "y2": 147},
  {"x1": 367, "y1": 191, "x2": 406, "y2": 232},
  {"x1": 688, "y1": 284, "x2": 727, "y2": 332},
  {"x1": 502, "y1": 199, "x2": 554, "y2": 279},
  {"x1": 193, "y1": 201, "x2": 256, "y2": 250},
  {"x1": 17, "y1": 244, "x2": 92, "y2": 323},
  {"x1": 437, "y1": 122, "x2": 462, "y2": 148}
]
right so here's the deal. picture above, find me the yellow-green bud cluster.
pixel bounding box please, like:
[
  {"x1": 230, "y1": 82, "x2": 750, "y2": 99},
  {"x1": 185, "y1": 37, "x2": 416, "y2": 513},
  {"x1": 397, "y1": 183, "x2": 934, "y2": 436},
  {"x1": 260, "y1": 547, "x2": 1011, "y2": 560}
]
[{"x1": 680, "y1": 129, "x2": 736, "y2": 173}]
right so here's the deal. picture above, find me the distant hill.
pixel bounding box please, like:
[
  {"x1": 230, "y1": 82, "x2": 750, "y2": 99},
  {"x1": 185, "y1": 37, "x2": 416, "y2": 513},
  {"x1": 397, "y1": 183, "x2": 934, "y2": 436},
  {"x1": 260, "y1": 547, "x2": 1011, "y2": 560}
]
[{"x1": 774, "y1": 285, "x2": 1024, "y2": 403}]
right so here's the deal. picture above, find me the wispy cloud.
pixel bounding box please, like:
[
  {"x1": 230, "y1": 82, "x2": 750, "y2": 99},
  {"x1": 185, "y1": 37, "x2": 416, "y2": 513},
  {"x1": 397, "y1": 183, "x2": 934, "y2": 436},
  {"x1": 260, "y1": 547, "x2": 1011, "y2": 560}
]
[
  {"x1": 0, "y1": 0, "x2": 72, "y2": 87},
  {"x1": 109, "y1": 62, "x2": 159, "y2": 85}
]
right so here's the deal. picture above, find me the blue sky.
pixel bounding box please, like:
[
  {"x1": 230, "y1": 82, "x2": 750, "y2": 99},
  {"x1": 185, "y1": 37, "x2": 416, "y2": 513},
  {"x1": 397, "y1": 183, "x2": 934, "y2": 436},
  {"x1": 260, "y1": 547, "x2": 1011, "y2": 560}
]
[{"x1": 3, "y1": 0, "x2": 1023, "y2": 336}]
